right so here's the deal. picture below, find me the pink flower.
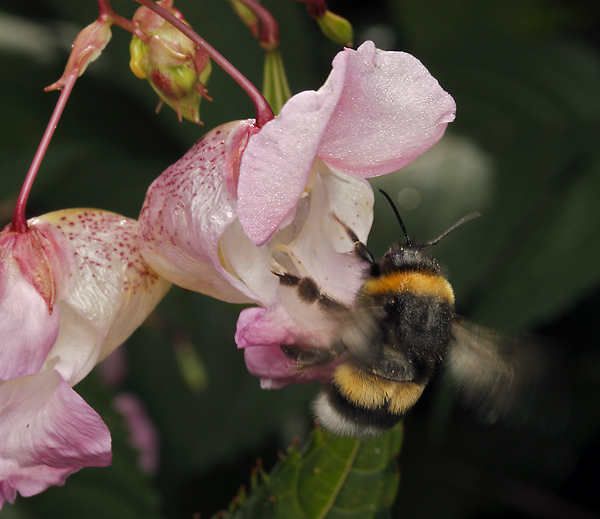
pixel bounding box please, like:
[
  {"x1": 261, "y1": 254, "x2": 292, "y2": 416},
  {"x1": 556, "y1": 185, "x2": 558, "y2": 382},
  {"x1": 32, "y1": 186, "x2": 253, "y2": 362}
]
[
  {"x1": 139, "y1": 41, "x2": 454, "y2": 389},
  {"x1": 0, "y1": 210, "x2": 170, "y2": 509},
  {"x1": 113, "y1": 393, "x2": 160, "y2": 475}
]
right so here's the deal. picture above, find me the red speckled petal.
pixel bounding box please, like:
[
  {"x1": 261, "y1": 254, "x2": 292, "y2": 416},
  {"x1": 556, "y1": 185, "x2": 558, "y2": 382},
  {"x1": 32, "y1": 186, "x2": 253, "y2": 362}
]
[
  {"x1": 138, "y1": 120, "x2": 267, "y2": 304},
  {"x1": 33, "y1": 210, "x2": 171, "y2": 386}
]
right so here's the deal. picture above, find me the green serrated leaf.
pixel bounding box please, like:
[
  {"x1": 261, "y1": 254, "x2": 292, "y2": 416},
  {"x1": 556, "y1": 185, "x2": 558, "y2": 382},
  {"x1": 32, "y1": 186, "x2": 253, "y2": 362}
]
[{"x1": 221, "y1": 425, "x2": 403, "y2": 519}]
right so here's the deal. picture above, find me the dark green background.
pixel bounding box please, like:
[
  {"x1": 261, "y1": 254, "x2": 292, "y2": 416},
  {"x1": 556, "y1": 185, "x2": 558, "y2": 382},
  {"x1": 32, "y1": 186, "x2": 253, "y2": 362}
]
[{"x1": 0, "y1": 0, "x2": 599, "y2": 517}]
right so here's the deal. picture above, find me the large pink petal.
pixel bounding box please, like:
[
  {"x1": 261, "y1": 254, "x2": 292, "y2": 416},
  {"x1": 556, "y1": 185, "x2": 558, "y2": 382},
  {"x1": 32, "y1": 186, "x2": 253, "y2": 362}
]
[
  {"x1": 0, "y1": 273, "x2": 59, "y2": 381},
  {"x1": 319, "y1": 41, "x2": 456, "y2": 177},
  {"x1": 237, "y1": 55, "x2": 349, "y2": 246},
  {"x1": 0, "y1": 369, "x2": 111, "y2": 508},
  {"x1": 139, "y1": 120, "x2": 261, "y2": 303}
]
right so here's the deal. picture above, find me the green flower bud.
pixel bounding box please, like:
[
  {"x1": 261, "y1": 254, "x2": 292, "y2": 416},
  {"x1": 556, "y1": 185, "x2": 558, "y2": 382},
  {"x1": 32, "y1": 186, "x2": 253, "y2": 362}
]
[
  {"x1": 129, "y1": 2, "x2": 211, "y2": 124},
  {"x1": 316, "y1": 10, "x2": 354, "y2": 47}
]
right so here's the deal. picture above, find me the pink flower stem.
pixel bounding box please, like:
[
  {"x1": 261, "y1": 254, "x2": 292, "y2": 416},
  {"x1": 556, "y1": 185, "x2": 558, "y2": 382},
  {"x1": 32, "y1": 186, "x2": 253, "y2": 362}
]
[
  {"x1": 291, "y1": 0, "x2": 327, "y2": 18},
  {"x1": 97, "y1": 0, "x2": 148, "y2": 40},
  {"x1": 11, "y1": 73, "x2": 77, "y2": 234},
  {"x1": 235, "y1": 0, "x2": 280, "y2": 50},
  {"x1": 133, "y1": 0, "x2": 274, "y2": 128}
]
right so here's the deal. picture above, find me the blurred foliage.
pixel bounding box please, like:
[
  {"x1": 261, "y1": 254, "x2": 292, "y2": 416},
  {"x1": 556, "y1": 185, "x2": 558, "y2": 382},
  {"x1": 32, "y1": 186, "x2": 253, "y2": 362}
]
[{"x1": 1, "y1": 0, "x2": 600, "y2": 518}]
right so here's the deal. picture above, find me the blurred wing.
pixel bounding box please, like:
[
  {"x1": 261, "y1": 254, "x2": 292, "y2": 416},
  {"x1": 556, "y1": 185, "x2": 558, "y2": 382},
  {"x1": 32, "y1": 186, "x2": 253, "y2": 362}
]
[{"x1": 446, "y1": 320, "x2": 567, "y2": 431}]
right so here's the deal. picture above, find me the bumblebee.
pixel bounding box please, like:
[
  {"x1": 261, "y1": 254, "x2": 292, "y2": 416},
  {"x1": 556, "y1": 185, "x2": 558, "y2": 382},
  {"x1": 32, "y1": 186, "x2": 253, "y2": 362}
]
[{"x1": 278, "y1": 190, "x2": 551, "y2": 437}]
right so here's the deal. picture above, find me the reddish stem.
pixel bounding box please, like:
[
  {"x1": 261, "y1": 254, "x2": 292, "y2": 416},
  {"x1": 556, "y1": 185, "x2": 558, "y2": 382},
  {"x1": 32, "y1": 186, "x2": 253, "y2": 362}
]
[
  {"x1": 98, "y1": 0, "x2": 148, "y2": 40},
  {"x1": 133, "y1": 0, "x2": 274, "y2": 128},
  {"x1": 291, "y1": 0, "x2": 327, "y2": 18},
  {"x1": 235, "y1": 0, "x2": 280, "y2": 50},
  {"x1": 11, "y1": 73, "x2": 77, "y2": 234}
]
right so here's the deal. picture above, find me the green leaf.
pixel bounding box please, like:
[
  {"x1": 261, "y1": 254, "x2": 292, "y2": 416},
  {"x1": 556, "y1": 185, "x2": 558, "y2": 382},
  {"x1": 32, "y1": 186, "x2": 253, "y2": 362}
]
[{"x1": 221, "y1": 425, "x2": 403, "y2": 519}]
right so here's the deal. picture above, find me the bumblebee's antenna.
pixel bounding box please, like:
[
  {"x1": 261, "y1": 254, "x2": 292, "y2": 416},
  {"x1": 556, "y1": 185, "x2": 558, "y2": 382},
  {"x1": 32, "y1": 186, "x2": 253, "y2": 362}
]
[
  {"x1": 379, "y1": 189, "x2": 412, "y2": 246},
  {"x1": 424, "y1": 211, "x2": 481, "y2": 246}
]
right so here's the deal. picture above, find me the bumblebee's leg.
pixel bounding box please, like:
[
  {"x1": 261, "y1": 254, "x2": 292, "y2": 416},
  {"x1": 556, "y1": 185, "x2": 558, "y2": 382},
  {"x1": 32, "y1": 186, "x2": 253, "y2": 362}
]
[
  {"x1": 275, "y1": 273, "x2": 347, "y2": 368},
  {"x1": 332, "y1": 215, "x2": 376, "y2": 266},
  {"x1": 276, "y1": 272, "x2": 344, "y2": 310}
]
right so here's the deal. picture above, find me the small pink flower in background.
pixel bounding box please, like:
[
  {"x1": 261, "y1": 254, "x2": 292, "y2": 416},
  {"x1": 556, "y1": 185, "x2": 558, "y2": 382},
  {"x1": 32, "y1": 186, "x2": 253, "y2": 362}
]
[
  {"x1": 0, "y1": 210, "x2": 171, "y2": 509},
  {"x1": 139, "y1": 41, "x2": 455, "y2": 389},
  {"x1": 113, "y1": 393, "x2": 160, "y2": 475}
]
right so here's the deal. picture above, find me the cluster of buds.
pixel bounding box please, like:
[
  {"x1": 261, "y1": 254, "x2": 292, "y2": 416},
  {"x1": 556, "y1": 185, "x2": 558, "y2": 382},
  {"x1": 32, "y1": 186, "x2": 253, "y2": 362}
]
[
  {"x1": 0, "y1": 0, "x2": 454, "y2": 509},
  {"x1": 129, "y1": 0, "x2": 212, "y2": 124}
]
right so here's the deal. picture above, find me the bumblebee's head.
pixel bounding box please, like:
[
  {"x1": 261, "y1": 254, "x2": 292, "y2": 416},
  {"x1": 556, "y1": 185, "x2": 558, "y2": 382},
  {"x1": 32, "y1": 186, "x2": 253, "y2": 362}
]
[
  {"x1": 377, "y1": 189, "x2": 480, "y2": 275},
  {"x1": 379, "y1": 243, "x2": 441, "y2": 275}
]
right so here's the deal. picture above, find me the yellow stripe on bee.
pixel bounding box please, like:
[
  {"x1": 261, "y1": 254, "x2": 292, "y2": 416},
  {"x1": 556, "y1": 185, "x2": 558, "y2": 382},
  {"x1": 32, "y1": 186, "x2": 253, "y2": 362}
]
[
  {"x1": 361, "y1": 271, "x2": 455, "y2": 305},
  {"x1": 333, "y1": 363, "x2": 426, "y2": 416}
]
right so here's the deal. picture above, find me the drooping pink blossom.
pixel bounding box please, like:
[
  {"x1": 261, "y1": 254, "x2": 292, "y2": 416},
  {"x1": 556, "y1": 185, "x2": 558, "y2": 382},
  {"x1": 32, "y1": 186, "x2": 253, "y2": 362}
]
[
  {"x1": 0, "y1": 210, "x2": 171, "y2": 509},
  {"x1": 139, "y1": 41, "x2": 455, "y2": 389}
]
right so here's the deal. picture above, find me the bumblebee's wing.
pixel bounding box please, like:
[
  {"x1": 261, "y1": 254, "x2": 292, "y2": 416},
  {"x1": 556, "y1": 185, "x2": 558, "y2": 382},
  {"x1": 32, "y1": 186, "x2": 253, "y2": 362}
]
[
  {"x1": 337, "y1": 305, "x2": 418, "y2": 382},
  {"x1": 446, "y1": 320, "x2": 566, "y2": 431}
]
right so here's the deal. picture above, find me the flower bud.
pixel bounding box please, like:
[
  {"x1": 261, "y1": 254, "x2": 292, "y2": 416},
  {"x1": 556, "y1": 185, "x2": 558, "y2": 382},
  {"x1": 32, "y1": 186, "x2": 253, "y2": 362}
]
[
  {"x1": 315, "y1": 10, "x2": 353, "y2": 47},
  {"x1": 227, "y1": 0, "x2": 260, "y2": 40},
  {"x1": 129, "y1": 1, "x2": 212, "y2": 124},
  {"x1": 46, "y1": 15, "x2": 113, "y2": 91}
]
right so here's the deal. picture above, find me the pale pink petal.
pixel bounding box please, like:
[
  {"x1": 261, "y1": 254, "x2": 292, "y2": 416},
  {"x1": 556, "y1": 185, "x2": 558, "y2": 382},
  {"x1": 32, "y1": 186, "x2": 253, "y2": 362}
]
[
  {"x1": 0, "y1": 369, "x2": 111, "y2": 507},
  {"x1": 10, "y1": 221, "x2": 76, "y2": 308},
  {"x1": 218, "y1": 221, "x2": 279, "y2": 307},
  {"x1": 319, "y1": 41, "x2": 456, "y2": 178},
  {"x1": 243, "y1": 345, "x2": 303, "y2": 389},
  {"x1": 0, "y1": 270, "x2": 59, "y2": 380},
  {"x1": 236, "y1": 306, "x2": 339, "y2": 388},
  {"x1": 34, "y1": 210, "x2": 171, "y2": 386},
  {"x1": 0, "y1": 229, "x2": 66, "y2": 380},
  {"x1": 139, "y1": 119, "x2": 262, "y2": 304},
  {"x1": 280, "y1": 166, "x2": 373, "y2": 305},
  {"x1": 237, "y1": 72, "x2": 345, "y2": 246}
]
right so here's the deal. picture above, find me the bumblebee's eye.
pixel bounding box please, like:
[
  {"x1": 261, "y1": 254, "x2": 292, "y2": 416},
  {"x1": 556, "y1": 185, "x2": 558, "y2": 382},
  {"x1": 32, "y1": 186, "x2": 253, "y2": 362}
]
[{"x1": 384, "y1": 297, "x2": 398, "y2": 315}]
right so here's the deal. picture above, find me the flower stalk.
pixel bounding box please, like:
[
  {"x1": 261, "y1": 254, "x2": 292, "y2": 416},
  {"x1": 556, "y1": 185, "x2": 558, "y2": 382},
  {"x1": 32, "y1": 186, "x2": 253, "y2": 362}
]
[
  {"x1": 229, "y1": 0, "x2": 279, "y2": 51},
  {"x1": 228, "y1": 0, "x2": 292, "y2": 114},
  {"x1": 11, "y1": 74, "x2": 77, "y2": 234}
]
